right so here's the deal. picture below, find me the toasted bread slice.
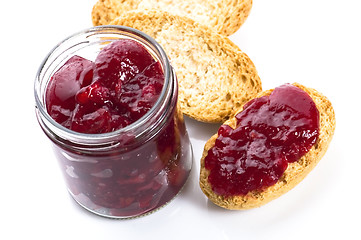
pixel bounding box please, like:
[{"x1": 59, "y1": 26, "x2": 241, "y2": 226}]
[
  {"x1": 199, "y1": 83, "x2": 336, "y2": 209},
  {"x1": 110, "y1": 10, "x2": 261, "y2": 123},
  {"x1": 92, "y1": 0, "x2": 253, "y2": 36}
]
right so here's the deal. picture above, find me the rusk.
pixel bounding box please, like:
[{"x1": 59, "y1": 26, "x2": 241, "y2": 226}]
[
  {"x1": 110, "y1": 10, "x2": 262, "y2": 123},
  {"x1": 199, "y1": 83, "x2": 336, "y2": 209},
  {"x1": 92, "y1": 0, "x2": 253, "y2": 36}
]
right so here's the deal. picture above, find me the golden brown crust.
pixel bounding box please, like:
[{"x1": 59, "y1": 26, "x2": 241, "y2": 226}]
[
  {"x1": 199, "y1": 83, "x2": 336, "y2": 209},
  {"x1": 92, "y1": 0, "x2": 253, "y2": 36},
  {"x1": 110, "y1": 10, "x2": 262, "y2": 123}
]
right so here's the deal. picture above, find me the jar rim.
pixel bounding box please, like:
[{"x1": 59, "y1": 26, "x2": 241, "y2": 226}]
[{"x1": 34, "y1": 25, "x2": 173, "y2": 144}]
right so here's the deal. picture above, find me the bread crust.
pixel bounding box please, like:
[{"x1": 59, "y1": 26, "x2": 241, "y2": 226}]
[
  {"x1": 92, "y1": 0, "x2": 253, "y2": 36},
  {"x1": 199, "y1": 83, "x2": 336, "y2": 210},
  {"x1": 110, "y1": 10, "x2": 262, "y2": 123}
]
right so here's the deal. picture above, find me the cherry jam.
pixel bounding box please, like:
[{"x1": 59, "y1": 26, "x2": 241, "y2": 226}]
[
  {"x1": 46, "y1": 39, "x2": 164, "y2": 133},
  {"x1": 35, "y1": 26, "x2": 192, "y2": 218},
  {"x1": 204, "y1": 84, "x2": 319, "y2": 196}
]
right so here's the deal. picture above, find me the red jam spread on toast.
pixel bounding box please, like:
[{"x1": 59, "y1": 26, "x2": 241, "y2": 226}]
[
  {"x1": 204, "y1": 84, "x2": 319, "y2": 196},
  {"x1": 46, "y1": 39, "x2": 164, "y2": 133}
]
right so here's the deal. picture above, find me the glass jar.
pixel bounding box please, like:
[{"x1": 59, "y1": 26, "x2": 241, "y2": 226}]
[{"x1": 34, "y1": 26, "x2": 193, "y2": 218}]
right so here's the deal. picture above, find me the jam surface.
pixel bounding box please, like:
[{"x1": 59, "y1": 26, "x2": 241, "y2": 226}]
[
  {"x1": 46, "y1": 39, "x2": 164, "y2": 133},
  {"x1": 204, "y1": 84, "x2": 319, "y2": 196},
  {"x1": 45, "y1": 39, "x2": 191, "y2": 217}
]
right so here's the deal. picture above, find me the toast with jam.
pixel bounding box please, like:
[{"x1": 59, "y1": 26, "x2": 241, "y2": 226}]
[{"x1": 199, "y1": 83, "x2": 335, "y2": 209}]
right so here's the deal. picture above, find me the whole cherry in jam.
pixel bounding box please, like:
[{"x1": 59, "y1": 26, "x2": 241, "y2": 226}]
[
  {"x1": 45, "y1": 39, "x2": 164, "y2": 134},
  {"x1": 204, "y1": 84, "x2": 320, "y2": 196},
  {"x1": 45, "y1": 56, "x2": 94, "y2": 128}
]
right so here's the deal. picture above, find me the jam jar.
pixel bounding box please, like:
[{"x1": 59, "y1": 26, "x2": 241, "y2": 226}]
[{"x1": 34, "y1": 26, "x2": 193, "y2": 218}]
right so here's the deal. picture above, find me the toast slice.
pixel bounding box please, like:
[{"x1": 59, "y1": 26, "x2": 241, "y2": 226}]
[
  {"x1": 110, "y1": 10, "x2": 262, "y2": 123},
  {"x1": 199, "y1": 83, "x2": 336, "y2": 209},
  {"x1": 92, "y1": 0, "x2": 253, "y2": 36}
]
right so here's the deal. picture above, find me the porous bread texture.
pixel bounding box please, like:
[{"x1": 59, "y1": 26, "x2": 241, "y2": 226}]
[
  {"x1": 199, "y1": 83, "x2": 336, "y2": 210},
  {"x1": 92, "y1": 0, "x2": 141, "y2": 26},
  {"x1": 110, "y1": 10, "x2": 261, "y2": 123},
  {"x1": 92, "y1": 0, "x2": 253, "y2": 36}
]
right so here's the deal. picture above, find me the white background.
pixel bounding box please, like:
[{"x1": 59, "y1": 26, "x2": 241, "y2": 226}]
[{"x1": 1, "y1": 0, "x2": 360, "y2": 239}]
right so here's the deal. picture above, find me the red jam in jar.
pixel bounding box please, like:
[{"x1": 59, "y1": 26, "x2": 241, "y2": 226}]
[
  {"x1": 204, "y1": 84, "x2": 319, "y2": 196},
  {"x1": 46, "y1": 39, "x2": 164, "y2": 133},
  {"x1": 35, "y1": 26, "x2": 193, "y2": 218}
]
